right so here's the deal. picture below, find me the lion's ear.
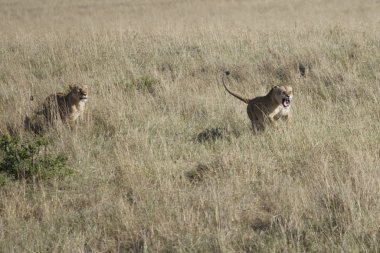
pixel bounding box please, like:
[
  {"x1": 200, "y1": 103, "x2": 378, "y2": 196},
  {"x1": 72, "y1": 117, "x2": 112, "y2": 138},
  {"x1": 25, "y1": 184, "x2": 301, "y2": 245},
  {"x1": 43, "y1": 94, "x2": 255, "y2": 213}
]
[
  {"x1": 69, "y1": 85, "x2": 73, "y2": 90},
  {"x1": 270, "y1": 85, "x2": 278, "y2": 92}
]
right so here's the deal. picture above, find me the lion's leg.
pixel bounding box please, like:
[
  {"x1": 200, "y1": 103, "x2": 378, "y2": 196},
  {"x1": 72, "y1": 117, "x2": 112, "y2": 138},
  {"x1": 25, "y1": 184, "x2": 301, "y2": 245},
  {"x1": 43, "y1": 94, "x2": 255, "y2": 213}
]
[
  {"x1": 251, "y1": 120, "x2": 265, "y2": 133},
  {"x1": 252, "y1": 109, "x2": 266, "y2": 126},
  {"x1": 68, "y1": 121, "x2": 76, "y2": 131},
  {"x1": 248, "y1": 111, "x2": 262, "y2": 132},
  {"x1": 268, "y1": 117, "x2": 278, "y2": 128},
  {"x1": 281, "y1": 112, "x2": 291, "y2": 126}
]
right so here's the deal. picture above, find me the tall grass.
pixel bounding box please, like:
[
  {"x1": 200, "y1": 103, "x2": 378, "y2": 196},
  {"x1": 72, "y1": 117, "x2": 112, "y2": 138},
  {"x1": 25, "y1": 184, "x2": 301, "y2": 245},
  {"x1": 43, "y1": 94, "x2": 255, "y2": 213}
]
[{"x1": 0, "y1": 0, "x2": 380, "y2": 252}]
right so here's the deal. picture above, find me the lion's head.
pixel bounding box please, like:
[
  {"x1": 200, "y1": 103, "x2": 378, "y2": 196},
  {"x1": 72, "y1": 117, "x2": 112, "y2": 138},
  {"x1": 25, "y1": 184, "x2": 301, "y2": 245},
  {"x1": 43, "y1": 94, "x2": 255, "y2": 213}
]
[
  {"x1": 68, "y1": 85, "x2": 88, "y2": 103},
  {"x1": 272, "y1": 85, "x2": 293, "y2": 108}
]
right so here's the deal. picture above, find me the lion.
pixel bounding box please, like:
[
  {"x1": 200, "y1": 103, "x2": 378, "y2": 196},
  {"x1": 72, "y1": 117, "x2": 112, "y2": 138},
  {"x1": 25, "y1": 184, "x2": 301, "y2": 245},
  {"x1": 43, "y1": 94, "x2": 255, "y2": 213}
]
[
  {"x1": 25, "y1": 85, "x2": 88, "y2": 133},
  {"x1": 221, "y1": 71, "x2": 293, "y2": 131}
]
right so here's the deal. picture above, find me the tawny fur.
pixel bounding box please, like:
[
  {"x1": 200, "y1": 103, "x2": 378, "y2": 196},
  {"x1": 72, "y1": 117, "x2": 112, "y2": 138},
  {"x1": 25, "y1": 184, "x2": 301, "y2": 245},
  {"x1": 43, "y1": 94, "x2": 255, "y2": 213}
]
[
  {"x1": 25, "y1": 85, "x2": 88, "y2": 133},
  {"x1": 40, "y1": 85, "x2": 88, "y2": 125},
  {"x1": 222, "y1": 71, "x2": 293, "y2": 131}
]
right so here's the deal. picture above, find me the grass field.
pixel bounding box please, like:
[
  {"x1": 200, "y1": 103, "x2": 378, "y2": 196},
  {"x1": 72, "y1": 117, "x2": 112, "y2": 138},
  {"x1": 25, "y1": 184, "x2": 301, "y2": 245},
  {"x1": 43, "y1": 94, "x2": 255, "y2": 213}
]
[{"x1": 1, "y1": 0, "x2": 380, "y2": 252}]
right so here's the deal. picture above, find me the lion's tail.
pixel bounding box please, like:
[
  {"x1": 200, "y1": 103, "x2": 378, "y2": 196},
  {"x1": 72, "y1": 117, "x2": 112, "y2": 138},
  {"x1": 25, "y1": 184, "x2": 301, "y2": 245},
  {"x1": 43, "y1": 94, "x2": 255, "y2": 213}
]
[{"x1": 221, "y1": 71, "x2": 249, "y2": 104}]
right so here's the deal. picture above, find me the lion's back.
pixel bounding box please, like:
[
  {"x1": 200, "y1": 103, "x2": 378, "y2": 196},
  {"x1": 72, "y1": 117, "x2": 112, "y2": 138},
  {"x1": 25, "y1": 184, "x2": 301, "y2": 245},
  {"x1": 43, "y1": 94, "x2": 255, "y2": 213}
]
[{"x1": 41, "y1": 93, "x2": 68, "y2": 122}]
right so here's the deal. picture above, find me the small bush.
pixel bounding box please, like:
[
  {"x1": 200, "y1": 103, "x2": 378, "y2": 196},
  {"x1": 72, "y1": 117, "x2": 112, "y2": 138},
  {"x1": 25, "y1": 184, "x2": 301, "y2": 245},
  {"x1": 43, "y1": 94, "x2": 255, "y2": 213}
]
[
  {"x1": 133, "y1": 76, "x2": 160, "y2": 93},
  {"x1": 194, "y1": 127, "x2": 240, "y2": 143},
  {"x1": 185, "y1": 163, "x2": 210, "y2": 184},
  {"x1": 115, "y1": 76, "x2": 160, "y2": 94},
  {"x1": 0, "y1": 135, "x2": 72, "y2": 185},
  {"x1": 195, "y1": 127, "x2": 224, "y2": 143}
]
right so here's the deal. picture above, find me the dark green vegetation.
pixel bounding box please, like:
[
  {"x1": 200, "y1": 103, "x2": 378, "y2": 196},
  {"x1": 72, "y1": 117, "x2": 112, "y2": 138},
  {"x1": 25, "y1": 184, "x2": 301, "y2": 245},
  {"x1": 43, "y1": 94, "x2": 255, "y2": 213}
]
[{"x1": 0, "y1": 135, "x2": 71, "y2": 185}]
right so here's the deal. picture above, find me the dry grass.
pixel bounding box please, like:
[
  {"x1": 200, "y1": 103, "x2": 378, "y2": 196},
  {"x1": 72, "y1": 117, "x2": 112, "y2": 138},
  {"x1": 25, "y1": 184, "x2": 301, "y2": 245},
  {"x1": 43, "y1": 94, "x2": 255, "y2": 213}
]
[{"x1": 1, "y1": 0, "x2": 380, "y2": 252}]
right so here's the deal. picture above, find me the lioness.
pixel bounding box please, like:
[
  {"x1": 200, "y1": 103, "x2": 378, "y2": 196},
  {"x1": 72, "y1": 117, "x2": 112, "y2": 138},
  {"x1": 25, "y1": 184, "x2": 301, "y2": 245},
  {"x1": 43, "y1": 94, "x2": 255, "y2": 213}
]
[
  {"x1": 27, "y1": 85, "x2": 89, "y2": 129},
  {"x1": 222, "y1": 71, "x2": 293, "y2": 131}
]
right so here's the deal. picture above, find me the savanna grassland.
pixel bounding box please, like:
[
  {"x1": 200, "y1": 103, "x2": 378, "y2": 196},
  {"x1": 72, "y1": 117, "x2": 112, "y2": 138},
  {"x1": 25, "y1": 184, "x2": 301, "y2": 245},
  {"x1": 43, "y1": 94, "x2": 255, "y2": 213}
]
[{"x1": 1, "y1": 0, "x2": 380, "y2": 252}]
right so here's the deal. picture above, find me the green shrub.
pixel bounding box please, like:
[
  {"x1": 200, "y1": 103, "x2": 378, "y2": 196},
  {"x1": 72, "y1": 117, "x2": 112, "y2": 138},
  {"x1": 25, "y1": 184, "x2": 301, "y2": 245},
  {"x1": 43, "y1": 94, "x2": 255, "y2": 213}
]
[
  {"x1": 0, "y1": 135, "x2": 72, "y2": 185},
  {"x1": 115, "y1": 76, "x2": 160, "y2": 94}
]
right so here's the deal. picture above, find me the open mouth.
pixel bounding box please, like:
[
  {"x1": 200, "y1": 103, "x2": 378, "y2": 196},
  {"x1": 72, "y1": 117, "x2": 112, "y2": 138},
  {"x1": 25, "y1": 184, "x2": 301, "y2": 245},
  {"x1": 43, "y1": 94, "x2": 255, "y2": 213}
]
[
  {"x1": 80, "y1": 95, "x2": 88, "y2": 100},
  {"x1": 282, "y1": 97, "x2": 290, "y2": 108}
]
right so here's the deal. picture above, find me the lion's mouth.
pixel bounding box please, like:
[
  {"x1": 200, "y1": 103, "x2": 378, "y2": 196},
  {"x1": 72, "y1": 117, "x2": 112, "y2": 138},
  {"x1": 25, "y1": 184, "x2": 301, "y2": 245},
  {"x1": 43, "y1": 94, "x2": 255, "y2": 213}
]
[
  {"x1": 80, "y1": 94, "x2": 88, "y2": 101},
  {"x1": 282, "y1": 97, "x2": 290, "y2": 108}
]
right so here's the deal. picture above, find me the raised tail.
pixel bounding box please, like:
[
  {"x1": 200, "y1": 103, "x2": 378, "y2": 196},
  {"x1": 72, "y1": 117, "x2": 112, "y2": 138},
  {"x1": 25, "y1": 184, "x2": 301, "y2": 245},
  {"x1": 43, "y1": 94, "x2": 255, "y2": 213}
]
[{"x1": 221, "y1": 71, "x2": 249, "y2": 104}]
